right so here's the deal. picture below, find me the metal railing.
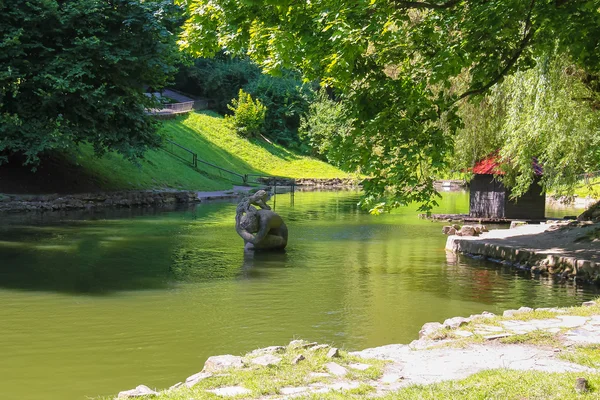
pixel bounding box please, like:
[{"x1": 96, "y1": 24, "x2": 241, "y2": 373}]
[
  {"x1": 163, "y1": 139, "x2": 246, "y2": 184},
  {"x1": 162, "y1": 139, "x2": 297, "y2": 194},
  {"x1": 578, "y1": 170, "x2": 600, "y2": 185},
  {"x1": 162, "y1": 101, "x2": 195, "y2": 114}
]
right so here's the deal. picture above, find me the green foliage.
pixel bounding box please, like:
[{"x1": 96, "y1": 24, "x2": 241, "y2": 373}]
[
  {"x1": 179, "y1": 0, "x2": 600, "y2": 211},
  {"x1": 244, "y1": 72, "x2": 314, "y2": 147},
  {"x1": 0, "y1": 0, "x2": 182, "y2": 166},
  {"x1": 173, "y1": 56, "x2": 261, "y2": 114},
  {"x1": 55, "y1": 111, "x2": 349, "y2": 192},
  {"x1": 226, "y1": 90, "x2": 267, "y2": 138},
  {"x1": 299, "y1": 89, "x2": 352, "y2": 165},
  {"x1": 454, "y1": 54, "x2": 600, "y2": 198},
  {"x1": 173, "y1": 57, "x2": 313, "y2": 146}
]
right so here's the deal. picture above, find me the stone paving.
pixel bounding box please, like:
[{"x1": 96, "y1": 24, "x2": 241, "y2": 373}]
[{"x1": 117, "y1": 302, "x2": 600, "y2": 399}]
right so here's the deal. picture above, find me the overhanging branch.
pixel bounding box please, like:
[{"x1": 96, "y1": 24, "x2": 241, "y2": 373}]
[
  {"x1": 392, "y1": 0, "x2": 461, "y2": 10},
  {"x1": 455, "y1": 0, "x2": 537, "y2": 102}
]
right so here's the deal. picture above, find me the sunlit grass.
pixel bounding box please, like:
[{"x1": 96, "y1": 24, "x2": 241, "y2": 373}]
[{"x1": 68, "y1": 111, "x2": 351, "y2": 192}]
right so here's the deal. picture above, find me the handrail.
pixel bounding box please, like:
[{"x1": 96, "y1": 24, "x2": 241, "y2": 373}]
[{"x1": 162, "y1": 139, "x2": 296, "y2": 188}]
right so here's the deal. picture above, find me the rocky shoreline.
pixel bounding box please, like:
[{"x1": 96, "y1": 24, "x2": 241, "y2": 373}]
[
  {"x1": 445, "y1": 221, "x2": 600, "y2": 284},
  {"x1": 115, "y1": 300, "x2": 600, "y2": 399},
  {"x1": 0, "y1": 190, "x2": 203, "y2": 213},
  {"x1": 0, "y1": 178, "x2": 359, "y2": 213}
]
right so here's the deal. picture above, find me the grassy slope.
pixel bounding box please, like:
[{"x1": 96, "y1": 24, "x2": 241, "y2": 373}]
[{"x1": 69, "y1": 111, "x2": 350, "y2": 192}]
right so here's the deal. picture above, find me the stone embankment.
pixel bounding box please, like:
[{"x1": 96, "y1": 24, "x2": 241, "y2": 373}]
[
  {"x1": 446, "y1": 220, "x2": 600, "y2": 283},
  {"x1": 257, "y1": 177, "x2": 359, "y2": 188},
  {"x1": 115, "y1": 301, "x2": 600, "y2": 399},
  {"x1": 0, "y1": 190, "x2": 201, "y2": 213}
]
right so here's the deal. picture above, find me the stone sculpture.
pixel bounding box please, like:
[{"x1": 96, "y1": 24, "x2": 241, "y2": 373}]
[{"x1": 235, "y1": 190, "x2": 288, "y2": 250}]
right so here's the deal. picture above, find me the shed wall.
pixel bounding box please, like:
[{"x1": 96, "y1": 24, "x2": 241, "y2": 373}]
[
  {"x1": 469, "y1": 175, "x2": 505, "y2": 218},
  {"x1": 469, "y1": 175, "x2": 546, "y2": 219}
]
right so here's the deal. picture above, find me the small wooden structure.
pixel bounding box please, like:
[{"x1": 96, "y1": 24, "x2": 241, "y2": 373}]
[{"x1": 469, "y1": 154, "x2": 545, "y2": 220}]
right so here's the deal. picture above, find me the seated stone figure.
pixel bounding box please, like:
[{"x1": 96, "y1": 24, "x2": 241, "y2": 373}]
[{"x1": 235, "y1": 190, "x2": 288, "y2": 250}]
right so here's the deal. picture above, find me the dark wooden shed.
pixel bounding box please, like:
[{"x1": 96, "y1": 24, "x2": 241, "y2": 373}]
[{"x1": 469, "y1": 154, "x2": 545, "y2": 220}]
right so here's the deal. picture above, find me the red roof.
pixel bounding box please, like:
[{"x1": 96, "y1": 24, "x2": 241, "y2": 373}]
[{"x1": 472, "y1": 153, "x2": 543, "y2": 176}]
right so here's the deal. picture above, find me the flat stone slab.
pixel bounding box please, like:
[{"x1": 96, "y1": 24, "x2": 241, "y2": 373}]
[
  {"x1": 354, "y1": 344, "x2": 594, "y2": 386},
  {"x1": 348, "y1": 362, "x2": 371, "y2": 371},
  {"x1": 185, "y1": 372, "x2": 212, "y2": 388},
  {"x1": 207, "y1": 386, "x2": 252, "y2": 397},
  {"x1": 203, "y1": 355, "x2": 244, "y2": 372},
  {"x1": 249, "y1": 354, "x2": 282, "y2": 367},
  {"x1": 325, "y1": 362, "x2": 348, "y2": 376},
  {"x1": 118, "y1": 385, "x2": 158, "y2": 398}
]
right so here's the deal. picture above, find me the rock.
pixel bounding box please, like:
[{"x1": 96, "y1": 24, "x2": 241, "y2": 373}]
[
  {"x1": 442, "y1": 226, "x2": 454, "y2": 235},
  {"x1": 452, "y1": 224, "x2": 461, "y2": 230},
  {"x1": 308, "y1": 372, "x2": 331, "y2": 379},
  {"x1": 309, "y1": 344, "x2": 330, "y2": 352},
  {"x1": 117, "y1": 385, "x2": 158, "y2": 398},
  {"x1": 280, "y1": 387, "x2": 309, "y2": 395},
  {"x1": 348, "y1": 363, "x2": 371, "y2": 371},
  {"x1": 503, "y1": 309, "x2": 518, "y2": 317},
  {"x1": 484, "y1": 333, "x2": 513, "y2": 340},
  {"x1": 185, "y1": 372, "x2": 212, "y2": 388},
  {"x1": 510, "y1": 221, "x2": 527, "y2": 229},
  {"x1": 203, "y1": 355, "x2": 244, "y2": 373},
  {"x1": 447, "y1": 227, "x2": 457, "y2": 235},
  {"x1": 459, "y1": 225, "x2": 477, "y2": 236},
  {"x1": 248, "y1": 346, "x2": 285, "y2": 356},
  {"x1": 289, "y1": 340, "x2": 318, "y2": 349},
  {"x1": 582, "y1": 301, "x2": 597, "y2": 307},
  {"x1": 504, "y1": 307, "x2": 534, "y2": 317},
  {"x1": 443, "y1": 316, "x2": 470, "y2": 329},
  {"x1": 454, "y1": 330, "x2": 474, "y2": 338},
  {"x1": 325, "y1": 362, "x2": 348, "y2": 376},
  {"x1": 249, "y1": 354, "x2": 281, "y2": 367},
  {"x1": 380, "y1": 374, "x2": 402, "y2": 384},
  {"x1": 326, "y1": 347, "x2": 340, "y2": 358},
  {"x1": 292, "y1": 354, "x2": 305, "y2": 364},
  {"x1": 419, "y1": 322, "x2": 444, "y2": 338},
  {"x1": 575, "y1": 377, "x2": 589, "y2": 393},
  {"x1": 207, "y1": 386, "x2": 251, "y2": 397}
]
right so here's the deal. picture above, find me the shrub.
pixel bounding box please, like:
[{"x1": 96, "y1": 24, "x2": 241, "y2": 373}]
[
  {"x1": 225, "y1": 90, "x2": 267, "y2": 138},
  {"x1": 244, "y1": 73, "x2": 314, "y2": 147},
  {"x1": 299, "y1": 89, "x2": 352, "y2": 165}
]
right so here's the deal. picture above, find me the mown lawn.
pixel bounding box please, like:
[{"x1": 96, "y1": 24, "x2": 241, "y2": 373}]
[{"x1": 67, "y1": 111, "x2": 351, "y2": 192}]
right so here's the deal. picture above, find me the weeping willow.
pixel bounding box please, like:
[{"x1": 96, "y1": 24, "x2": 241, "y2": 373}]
[{"x1": 454, "y1": 53, "x2": 600, "y2": 198}]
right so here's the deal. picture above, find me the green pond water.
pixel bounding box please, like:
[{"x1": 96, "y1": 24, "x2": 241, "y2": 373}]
[{"x1": 0, "y1": 190, "x2": 596, "y2": 400}]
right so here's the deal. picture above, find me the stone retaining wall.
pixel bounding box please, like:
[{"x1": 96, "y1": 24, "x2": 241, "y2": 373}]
[
  {"x1": 0, "y1": 190, "x2": 200, "y2": 213},
  {"x1": 257, "y1": 177, "x2": 359, "y2": 187},
  {"x1": 446, "y1": 235, "x2": 600, "y2": 283}
]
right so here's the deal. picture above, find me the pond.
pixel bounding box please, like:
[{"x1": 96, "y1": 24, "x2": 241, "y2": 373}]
[{"x1": 0, "y1": 190, "x2": 596, "y2": 400}]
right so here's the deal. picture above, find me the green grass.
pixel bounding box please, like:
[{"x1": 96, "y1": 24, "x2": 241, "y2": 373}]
[
  {"x1": 379, "y1": 370, "x2": 600, "y2": 400},
  {"x1": 499, "y1": 330, "x2": 562, "y2": 347},
  {"x1": 560, "y1": 345, "x2": 600, "y2": 368},
  {"x1": 67, "y1": 111, "x2": 352, "y2": 192},
  {"x1": 101, "y1": 341, "x2": 386, "y2": 400},
  {"x1": 573, "y1": 177, "x2": 600, "y2": 199}
]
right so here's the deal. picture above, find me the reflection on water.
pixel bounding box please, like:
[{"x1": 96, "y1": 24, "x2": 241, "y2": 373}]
[{"x1": 0, "y1": 191, "x2": 596, "y2": 400}]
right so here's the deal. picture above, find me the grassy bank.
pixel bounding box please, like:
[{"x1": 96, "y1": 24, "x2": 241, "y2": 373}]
[
  {"x1": 0, "y1": 111, "x2": 352, "y2": 195},
  {"x1": 107, "y1": 299, "x2": 600, "y2": 399}
]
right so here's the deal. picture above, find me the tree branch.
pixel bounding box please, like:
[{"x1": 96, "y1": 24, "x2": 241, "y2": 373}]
[
  {"x1": 392, "y1": 0, "x2": 461, "y2": 10},
  {"x1": 455, "y1": 0, "x2": 537, "y2": 102}
]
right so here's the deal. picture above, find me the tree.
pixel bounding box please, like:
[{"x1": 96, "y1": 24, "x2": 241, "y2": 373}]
[
  {"x1": 0, "y1": 0, "x2": 182, "y2": 166},
  {"x1": 178, "y1": 0, "x2": 600, "y2": 211}
]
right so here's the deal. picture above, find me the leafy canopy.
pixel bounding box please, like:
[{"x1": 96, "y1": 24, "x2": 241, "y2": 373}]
[
  {"x1": 0, "y1": 0, "x2": 182, "y2": 165},
  {"x1": 178, "y1": 0, "x2": 600, "y2": 211}
]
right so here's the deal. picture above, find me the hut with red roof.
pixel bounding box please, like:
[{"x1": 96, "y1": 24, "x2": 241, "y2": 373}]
[{"x1": 469, "y1": 153, "x2": 545, "y2": 220}]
